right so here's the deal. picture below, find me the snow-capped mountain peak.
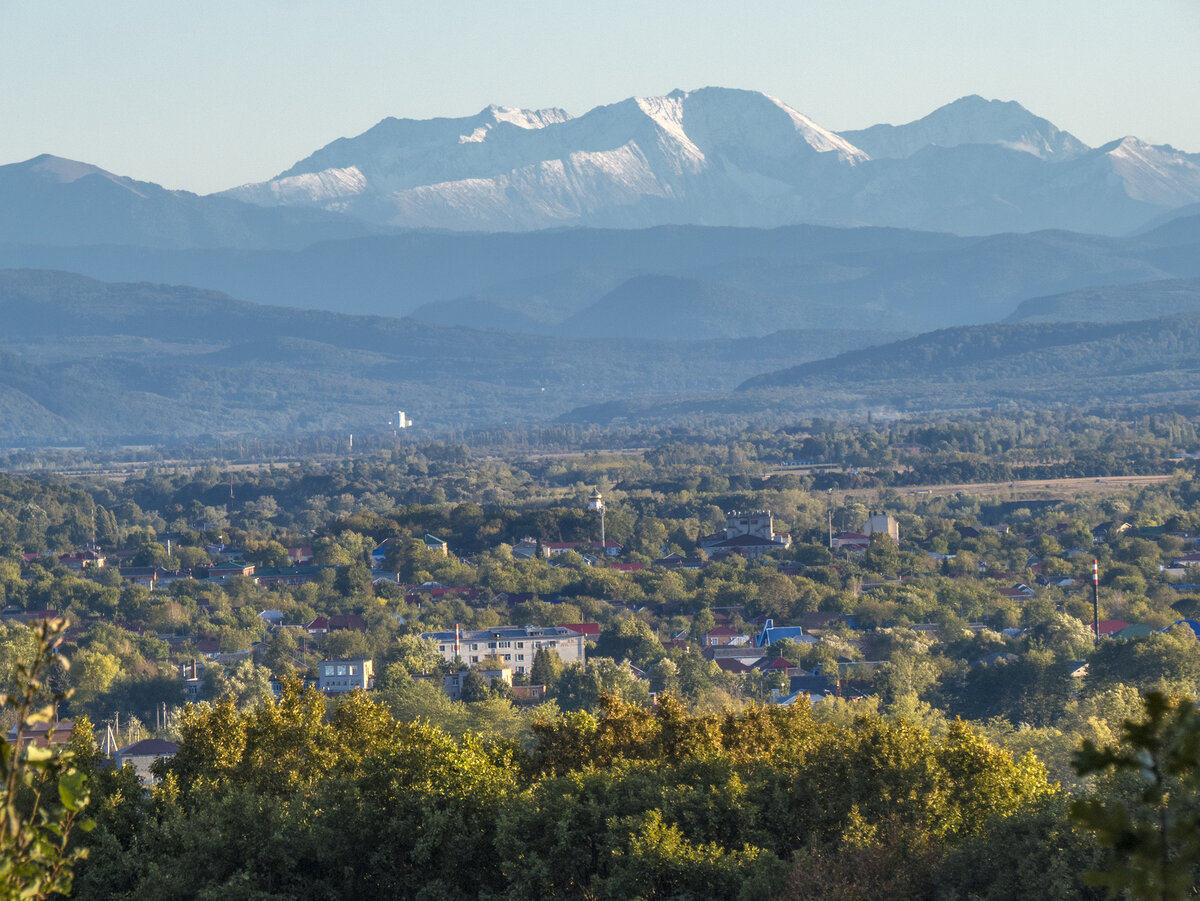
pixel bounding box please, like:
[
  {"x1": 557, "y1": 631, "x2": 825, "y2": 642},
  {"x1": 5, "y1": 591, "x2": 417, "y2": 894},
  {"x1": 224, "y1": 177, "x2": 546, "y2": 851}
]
[
  {"x1": 213, "y1": 88, "x2": 1198, "y2": 236},
  {"x1": 841, "y1": 94, "x2": 1090, "y2": 161},
  {"x1": 1098, "y1": 136, "x2": 1200, "y2": 205},
  {"x1": 484, "y1": 104, "x2": 572, "y2": 130}
]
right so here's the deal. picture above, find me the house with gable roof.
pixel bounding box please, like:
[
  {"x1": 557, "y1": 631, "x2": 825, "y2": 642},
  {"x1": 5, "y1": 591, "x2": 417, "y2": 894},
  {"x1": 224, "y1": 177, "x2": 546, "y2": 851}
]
[{"x1": 756, "y1": 619, "x2": 816, "y2": 648}]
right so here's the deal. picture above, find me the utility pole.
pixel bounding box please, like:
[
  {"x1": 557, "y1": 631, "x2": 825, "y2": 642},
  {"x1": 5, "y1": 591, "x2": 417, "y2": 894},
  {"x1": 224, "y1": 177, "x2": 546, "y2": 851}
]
[
  {"x1": 1092, "y1": 558, "x2": 1100, "y2": 643},
  {"x1": 827, "y1": 489, "x2": 834, "y2": 549}
]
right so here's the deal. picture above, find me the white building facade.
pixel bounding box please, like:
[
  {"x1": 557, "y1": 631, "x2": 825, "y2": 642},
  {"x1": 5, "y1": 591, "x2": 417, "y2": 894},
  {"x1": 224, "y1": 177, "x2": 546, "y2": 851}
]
[{"x1": 421, "y1": 625, "x2": 586, "y2": 676}]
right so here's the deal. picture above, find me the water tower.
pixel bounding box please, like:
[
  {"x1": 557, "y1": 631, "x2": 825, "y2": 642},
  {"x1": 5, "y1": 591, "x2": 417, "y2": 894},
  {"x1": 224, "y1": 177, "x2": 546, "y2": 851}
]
[{"x1": 587, "y1": 490, "x2": 605, "y2": 549}]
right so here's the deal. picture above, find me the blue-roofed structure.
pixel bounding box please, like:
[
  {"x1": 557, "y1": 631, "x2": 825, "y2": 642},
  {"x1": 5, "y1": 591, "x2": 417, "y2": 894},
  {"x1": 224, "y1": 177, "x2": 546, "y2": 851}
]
[
  {"x1": 756, "y1": 618, "x2": 816, "y2": 648},
  {"x1": 1164, "y1": 619, "x2": 1200, "y2": 638}
]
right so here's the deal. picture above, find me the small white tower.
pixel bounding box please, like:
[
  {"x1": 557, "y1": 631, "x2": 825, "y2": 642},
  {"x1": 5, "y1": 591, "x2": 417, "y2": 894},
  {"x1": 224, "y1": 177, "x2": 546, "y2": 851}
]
[{"x1": 588, "y1": 490, "x2": 605, "y2": 549}]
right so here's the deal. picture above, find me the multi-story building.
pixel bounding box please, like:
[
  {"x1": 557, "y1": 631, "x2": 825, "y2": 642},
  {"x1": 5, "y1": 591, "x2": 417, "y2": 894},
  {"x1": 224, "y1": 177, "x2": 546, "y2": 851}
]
[
  {"x1": 441, "y1": 667, "x2": 513, "y2": 701},
  {"x1": 699, "y1": 511, "x2": 792, "y2": 560},
  {"x1": 317, "y1": 657, "x2": 374, "y2": 693},
  {"x1": 863, "y1": 514, "x2": 900, "y2": 542},
  {"x1": 421, "y1": 625, "x2": 586, "y2": 676}
]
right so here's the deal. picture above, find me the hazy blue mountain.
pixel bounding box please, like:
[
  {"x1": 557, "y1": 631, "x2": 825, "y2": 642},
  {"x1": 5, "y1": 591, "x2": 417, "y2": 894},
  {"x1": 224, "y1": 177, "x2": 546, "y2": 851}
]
[
  {"x1": 556, "y1": 314, "x2": 1200, "y2": 427},
  {"x1": 1006, "y1": 278, "x2": 1200, "y2": 323},
  {"x1": 4, "y1": 219, "x2": 1192, "y2": 336},
  {"x1": 553, "y1": 274, "x2": 885, "y2": 339},
  {"x1": 6, "y1": 268, "x2": 1200, "y2": 440},
  {"x1": 0, "y1": 154, "x2": 381, "y2": 250},
  {"x1": 408, "y1": 296, "x2": 546, "y2": 333},
  {"x1": 1137, "y1": 213, "x2": 1200, "y2": 248},
  {"x1": 737, "y1": 315, "x2": 1200, "y2": 392},
  {"x1": 0, "y1": 269, "x2": 898, "y2": 442},
  {"x1": 1135, "y1": 205, "x2": 1200, "y2": 235}
]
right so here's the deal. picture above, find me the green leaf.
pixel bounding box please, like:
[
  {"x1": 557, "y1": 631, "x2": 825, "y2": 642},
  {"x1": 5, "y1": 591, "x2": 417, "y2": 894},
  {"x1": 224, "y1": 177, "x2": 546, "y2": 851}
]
[
  {"x1": 58, "y1": 771, "x2": 86, "y2": 812},
  {"x1": 22, "y1": 745, "x2": 53, "y2": 765}
]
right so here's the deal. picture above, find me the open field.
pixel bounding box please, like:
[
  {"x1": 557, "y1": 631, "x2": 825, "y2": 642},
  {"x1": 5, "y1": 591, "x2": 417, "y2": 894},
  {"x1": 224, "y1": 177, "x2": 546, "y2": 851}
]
[{"x1": 835, "y1": 474, "x2": 1174, "y2": 504}]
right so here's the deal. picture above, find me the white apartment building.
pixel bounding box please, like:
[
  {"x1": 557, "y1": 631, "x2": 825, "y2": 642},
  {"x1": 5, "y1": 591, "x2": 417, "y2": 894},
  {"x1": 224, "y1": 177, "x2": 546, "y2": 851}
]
[
  {"x1": 318, "y1": 657, "x2": 375, "y2": 693},
  {"x1": 421, "y1": 625, "x2": 586, "y2": 676}
]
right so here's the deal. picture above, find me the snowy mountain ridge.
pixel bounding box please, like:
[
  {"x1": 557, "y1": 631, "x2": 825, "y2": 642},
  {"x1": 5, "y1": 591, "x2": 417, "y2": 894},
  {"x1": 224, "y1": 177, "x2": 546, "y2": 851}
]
[
  {"x1": 6, "y1": 89, "x2": 1199, "y2": 240},
  {"x1": 223, "y1": 87, "x2": 872, "y2": 230},
  {"x1": 840, "y1": 95, "x2": 1090, "y2": 161},
  {"x1": 218, "y1": 87, "x2": 1200, "y2": 235}
]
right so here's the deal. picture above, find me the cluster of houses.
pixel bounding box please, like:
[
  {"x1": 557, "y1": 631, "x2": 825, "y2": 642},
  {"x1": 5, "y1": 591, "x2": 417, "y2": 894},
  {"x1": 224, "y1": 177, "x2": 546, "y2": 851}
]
[
  {"x1": 6, "y1": 718, "x2": 178, "y2": 788},
  {"x1": 16, "y1": 503, "x2": 1200, "y2": 749}
]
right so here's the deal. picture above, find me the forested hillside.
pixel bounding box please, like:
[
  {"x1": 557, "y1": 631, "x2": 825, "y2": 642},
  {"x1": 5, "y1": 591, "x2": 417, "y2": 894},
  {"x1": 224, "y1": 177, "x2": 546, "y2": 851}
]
[{"x1": 0, "y1": 270, "x2": 898, "y2": 442}]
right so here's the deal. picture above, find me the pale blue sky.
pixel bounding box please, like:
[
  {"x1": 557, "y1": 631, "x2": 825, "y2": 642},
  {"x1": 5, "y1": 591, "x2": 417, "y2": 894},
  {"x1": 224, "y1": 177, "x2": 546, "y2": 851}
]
[{"x1": 2, "y1": 0, "x2": 1196, "y2": 194}]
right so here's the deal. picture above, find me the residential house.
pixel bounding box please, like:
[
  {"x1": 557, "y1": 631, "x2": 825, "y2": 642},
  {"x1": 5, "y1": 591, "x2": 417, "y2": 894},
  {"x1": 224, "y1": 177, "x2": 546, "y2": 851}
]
[
  {"x1": 702, "y1": 625, "x2": 744, "y2": 647},
  {"x1": 6, "y1": 719, "x2": 74, "y2": 748},
  {"x1": 119, "y1": 566, "x2": 186, "y2": 589},
  {"x1": 511, "y1": 684, "x2": 549, "y2": 703},
  {"x1": 1093, "y1": 521, "x2": 1132, "y2": 542},
  {"x1": 831, "y1": 532, "x2": 871, "y2": 551},
  {"x1": 181, "y1": 660, "x2": 203, "y2": 702},
  {"x1": 192, "y1": 637, "x2": 222, "y2": 659},
  {"x1": 775, "y1": 672, "x2": 839, "y2": 705},
  {"x1": 197, "y1": 563, "x2": 256, "y2": 583},
  {"x1": 370, "y1": 538, "x2": 398, "y2": 568},
  {"x1": 116, "y1": 738, "x2": 178, "y2": 786},
  {"x1": 511, "y1": 539, "x2": 545, "y2": 560},
  {"x1": 306, "y1": 614, "x2": 366, "y2": 636},
  {"x1": 755, "y1": 619, "x2": 815, "y2": 648},
  {"x1": 256, "y1": 565, "x2": 331, "y2": 587},
  {"x1": 59, "y1": 550, "x2": 105, "y2": 571},
  {"x1": 1094, "y1": 619, "x2": 1131, "y2": 637},
  {"x1": 997, "y1": 584, "x2": 1036, "y2": 600},
  {"x1": 423, "y1": 534, "x2": 449, "y2": 556}
]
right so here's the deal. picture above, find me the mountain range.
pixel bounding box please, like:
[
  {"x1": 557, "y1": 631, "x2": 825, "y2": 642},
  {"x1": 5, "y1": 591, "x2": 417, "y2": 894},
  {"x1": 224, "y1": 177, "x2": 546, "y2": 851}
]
[
  {"x1": 221, "y1": 88, "x2": 1200, "y2": 236},
  {"x1": 2, "y1": 214, "x2": 1197, "y2": 338},
  {"x1": 0, "y1": 269, "x2": 904, "y2": 442},
  {"x1": 0, "y1": 155, "x2": 377, "y2": 250},
  {"x1": 2, "y1": 87, "x2": 1200, "y2": 442},
  {"x1": 2, "y1": 89, "x2": 1198, "y2": 245}
]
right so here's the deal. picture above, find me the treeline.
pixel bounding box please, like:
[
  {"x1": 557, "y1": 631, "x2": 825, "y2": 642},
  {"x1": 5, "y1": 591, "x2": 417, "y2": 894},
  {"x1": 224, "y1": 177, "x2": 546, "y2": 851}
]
[{"x1": 68, "y1": 687, "x2": 1101, "y2": 901}]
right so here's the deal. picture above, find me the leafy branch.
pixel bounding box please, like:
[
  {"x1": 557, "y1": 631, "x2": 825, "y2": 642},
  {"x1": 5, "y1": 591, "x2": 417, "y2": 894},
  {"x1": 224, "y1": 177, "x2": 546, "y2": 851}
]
[{"x1": 0, "y1": 617, "x2": 94, "y2": 901}]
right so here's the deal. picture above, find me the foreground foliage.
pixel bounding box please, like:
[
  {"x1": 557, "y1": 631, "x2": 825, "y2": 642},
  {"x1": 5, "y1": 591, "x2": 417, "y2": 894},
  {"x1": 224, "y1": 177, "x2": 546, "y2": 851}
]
[
  {"x1": 67, "y1": 686, "x2": 1100, "y2": 900},
  {"x1": 0, "y1": 618, "x2": 92, "y2": 900},
  {"x1": 1073, "y1": 692, "x2": 1200, "y2": 900}
]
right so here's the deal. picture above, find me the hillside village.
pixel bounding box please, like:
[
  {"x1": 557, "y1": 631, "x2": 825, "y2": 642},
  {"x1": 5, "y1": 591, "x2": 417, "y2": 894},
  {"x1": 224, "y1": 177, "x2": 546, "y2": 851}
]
[
  {"x1": 5, "y1": 419, "x2": 1200, "y2": 795},
  {"x1": 6, "y1": 417, "x2": 1200, "y2": 898}
]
